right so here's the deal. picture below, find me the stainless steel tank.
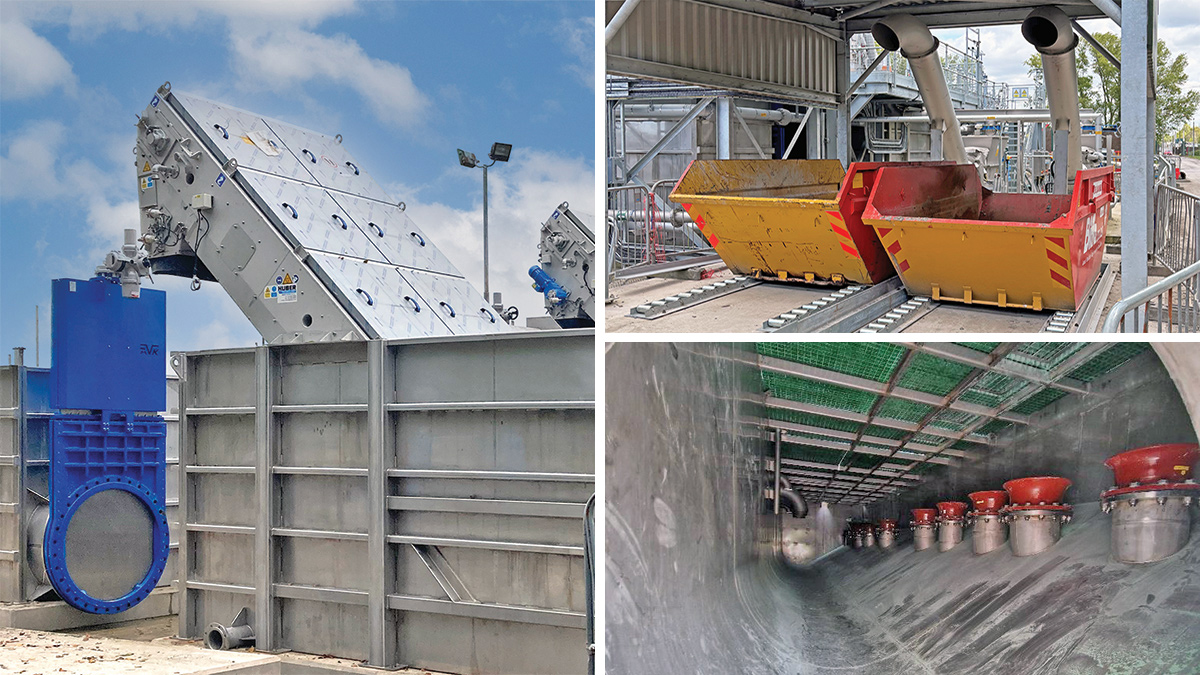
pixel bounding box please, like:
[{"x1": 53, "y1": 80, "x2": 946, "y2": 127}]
[
  {"x1": 1104, "y1": 490, "x2": 1195, "y2": 564},
  {"x1": 970, "y1": 514, "x2": 1007, "y2": 555},
  {"x1": 1004, "y1": 509, "x2": 1071, "y2": 557},
  {"x1": 913, "y1": 524, "x2": 936, "y2": 551},
  {"x1": 878, "y1": 529, "x2": 895, "y2": 548},
  {"x1": 937, "y1": 520, "x2": 964, "y2": 552}
]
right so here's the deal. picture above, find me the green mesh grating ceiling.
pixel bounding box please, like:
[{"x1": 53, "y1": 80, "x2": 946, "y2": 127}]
[
  {"x1": 956, "y1": 342, "x2": 1001, "y2": 353},
  {"x1": 897, "y1": 353, "x2": 975, "y2": 396},
  {"x1": 877, "y1": 397, "x2": 934, "y2": 423},
  {"x1": 757, "y1": 342, "x2": 906, "y2": 383},
  {"x1": 767, "y1": 408, "x2": 860, "y2": 434},
  {"x1": 958, "y1": 371, "x2": 1029, "y2": 409},
  {"x1": 928, "y1": 409, "x2": 979, "y2": 431},
  {"x1": 1066, "y1": 343, "x2": 1150, "y2": 382},
  {"x1": 781, "y1": 442, "x2": 878, "y2": 470},
  {"x1": 1005, "y1": 342, "x2": 1086, "y2": 370},
  {"x1": 762, "y1": 370, "x2": 878, "y2": 413},
  {"x1": 757, "y1": 342, "x2": 1155, "y2": 505}
]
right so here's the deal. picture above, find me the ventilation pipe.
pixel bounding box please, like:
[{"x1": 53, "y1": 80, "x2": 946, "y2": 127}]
[
  {"x1": 1022, "y1": 7, "x2": 1082, "y2": 193},
  {"x1": 778, "y1": 476, "x2": 809, "y2": 518},
  {"x1": 871, "y1": 14, "x2": 968, "y2": 164}
]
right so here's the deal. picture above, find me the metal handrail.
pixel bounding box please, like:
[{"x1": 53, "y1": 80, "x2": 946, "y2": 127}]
[
  {"x1": 1101, "y1": 259, "x2": 1200, "y2": 332},
  {"x1": 1153, "y1": 182, "x2": 1200, "y2": 273}
]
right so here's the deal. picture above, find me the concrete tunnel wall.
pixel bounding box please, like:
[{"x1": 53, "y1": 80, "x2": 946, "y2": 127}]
[
  {"x1": 870, "y1": 349, "x2": 1198, "y2": 519},
  {"x1": 606, "y1": 342, "x2": 778, "y2": 669}
]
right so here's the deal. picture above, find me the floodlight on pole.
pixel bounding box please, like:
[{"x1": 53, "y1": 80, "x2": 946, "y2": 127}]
[{"x1": 457, "y1": 142, "x2": 514, "y2": 308}]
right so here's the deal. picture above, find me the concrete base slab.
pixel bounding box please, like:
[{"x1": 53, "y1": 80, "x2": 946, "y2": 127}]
[
  {"x1": 1, "y1": 626, "x2": 455, "y2": 674},
  {"x1": 0, "y1": 586, "x2": 177, "y2": 631}
]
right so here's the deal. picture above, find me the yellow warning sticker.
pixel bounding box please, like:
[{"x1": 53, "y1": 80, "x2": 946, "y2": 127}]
[
  {"x1": 283, "y1": 273, "x2": 293, "y2": 284},
  {"x1": 142, "y1": 161, "x2": 151, "y2": 172},
  {"x1": 1175, "y1": 465, "x2": 1190, "y2": 475}
]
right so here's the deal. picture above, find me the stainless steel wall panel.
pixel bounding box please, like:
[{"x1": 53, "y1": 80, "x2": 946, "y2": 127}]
[
  {"x1": 397, "y1": 476, "x2": 594, "y2": 503},
  {"x1": 278, "y1": 475, "x2": 368, "y2": 533},
  {"x1": 179, "y1": 331, "x2": 593, "y2": 672},
  {"x1": 278, "y1": 413, "x2": 367, "y2": 468},
  {"x1": 393, "y1": 334, "x2": 594, "y2": 404},
  {"x1": 393, "y1": 410, "x2": 592, "y2": 471},
  {"x1": 278, "y1": 538, "x2": 369, "y2": 591},
  {"x1": 279, "y1": 597, "x2": 369, "y2": 661},
  {"x1": 187, "y1": 353, "x2": 257, "y2": 408},
  {"x1": 395, "y1": 613, "x2": 586, "y2": 674},
  {"x1": 279, "y1": 343, "x2": 368, "y2": 406},
  {"x1": 188, "y1": 474, "x2": 256, "y2": 528},
  {"x1": 188, "y1": 531, "x2": 254, "y2": 585}
]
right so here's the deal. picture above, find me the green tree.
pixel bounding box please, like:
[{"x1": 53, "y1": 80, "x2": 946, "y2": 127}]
[
  {"x1": 1076, "y1": 32, "x2": 1200, "y2": 146},
  {"x1": 1024, "y1": 52, "x2": 1096, "y2": 110}
]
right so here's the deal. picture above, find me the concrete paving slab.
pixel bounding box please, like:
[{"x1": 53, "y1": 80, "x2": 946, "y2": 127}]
[
  {"x1": 0, "y1": 626, "x2": 456, "y2": 675},
  {"x1": 0, "y1": 626, "x2": 274, "y2": 674},
  {"x1": 0, "y1": 588, "x2": 177, "y2": 632}
]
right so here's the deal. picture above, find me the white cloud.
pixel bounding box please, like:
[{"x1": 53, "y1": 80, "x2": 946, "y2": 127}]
[
  {"x1": 0, "y1": 120, "x2": 68, "y2": 199},
  {"x1": 555, "y1": 16, "x2": 595, "y2": 89},
  {"x1": 0, "y1": 119, "x2": 135, "y2": 255},
  {"x1": 5, "y1": 1, "x2": 357, "y2": 40},
  {"x1": 229, "y1": 26, "x2": 429, "y2": 129},
  {"x1": 394, "y1": 150, "x2": 595, "y2": 323},
  {"x1": 0, "y1": 20, "x2": 76, "y2": 100}
]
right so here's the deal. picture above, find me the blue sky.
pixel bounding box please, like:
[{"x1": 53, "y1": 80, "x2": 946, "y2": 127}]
[{"x1": 1, "y1": 0, "x2": 595, "y2": 363}]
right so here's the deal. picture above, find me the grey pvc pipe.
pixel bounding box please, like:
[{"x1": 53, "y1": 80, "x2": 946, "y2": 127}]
[
  {"x1": 871, "y1": 14, "x2": 968, "y2": 164},
  {"x1": 1023, "y1": 7, "x2": 1082, "y2": 187}
]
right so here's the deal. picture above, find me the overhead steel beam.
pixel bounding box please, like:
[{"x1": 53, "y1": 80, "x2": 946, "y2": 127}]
[{"x1": 1071, "y1": 19, "x2": 1120, "y2": 67}]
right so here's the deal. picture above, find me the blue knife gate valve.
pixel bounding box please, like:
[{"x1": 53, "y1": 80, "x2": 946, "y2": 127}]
[{"x1": 44, "y1": 277, "x2": 169, "y2": 614}]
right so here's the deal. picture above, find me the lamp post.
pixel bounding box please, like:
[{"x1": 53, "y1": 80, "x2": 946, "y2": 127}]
[{"x1": 457, "y1": 142, "x2": 512, "y2": 304}]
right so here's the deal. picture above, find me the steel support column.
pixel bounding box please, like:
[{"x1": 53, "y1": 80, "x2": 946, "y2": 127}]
[
  {"x1": 1121, "y1": 0, "x2": 1155, "y2": 330},
  {"x1": 367, "y1": 339, "x2": 396, "y2": 667},
  {"x1": 774, "y1": 432, "x2": 782, "y2": 515},
  {"x1": 254, "y1": 346, "x2": 277, "y2": 651},
  {"x1": 716, "y1": 97, "x2": 732, "y2": 160},
  {"x1": 175, "y1": 354, "x2": 190, "y2": 638},
  {"x1": 833, "y1": 29, "x2": 851, "y2": 165}
]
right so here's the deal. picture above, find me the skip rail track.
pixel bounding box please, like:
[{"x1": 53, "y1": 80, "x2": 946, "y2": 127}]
[{"x1": 627, "y1": 263, "x2": 1116, "y2": 333}]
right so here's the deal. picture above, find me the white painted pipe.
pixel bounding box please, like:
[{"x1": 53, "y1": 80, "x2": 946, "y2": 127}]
[
  {"x1": 1023, "y1": 7, "x2": 1082, "y2": 187},
  {"x1": 871, "y1": 14, "x2": 968, "y2": 164}
]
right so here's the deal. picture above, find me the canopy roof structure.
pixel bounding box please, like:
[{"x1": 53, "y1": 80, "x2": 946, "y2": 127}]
[{"x1": 757, "y1": 341, "x2": 1151, "y2": 504}]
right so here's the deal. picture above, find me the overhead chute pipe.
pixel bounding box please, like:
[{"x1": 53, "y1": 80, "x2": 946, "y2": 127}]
[
  {"x1": 871, "y1": 14, "x2": 968, "y2": 164},
  {"x1": 1022, "y1": 6, "x2": 1083, "y2": 190}
]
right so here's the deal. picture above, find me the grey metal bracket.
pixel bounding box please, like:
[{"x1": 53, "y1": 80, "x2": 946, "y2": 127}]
[
  {"x1": 412, "y1": 543, "x2": 478, "y2": 604},
  {"x1": 1042, "y1": 262, "x2": 1115, "y2": 333},
  {"x1": 762, "y1": 277, "x2": 905, "y2": 333},
  {"x1": 629, "y1": 276, "x2": 760, "y2": 319},
  {"x1": 1042, "y1": 311, "x2": 1075, "y2": 333},
  {"x1": 856, "y1": 296, "x2": 935, "y2": 333}
]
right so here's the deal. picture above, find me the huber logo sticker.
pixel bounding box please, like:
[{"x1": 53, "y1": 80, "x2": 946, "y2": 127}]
[{"x1": 263, "y1": 272, "x2": 299, "y2": 303}]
